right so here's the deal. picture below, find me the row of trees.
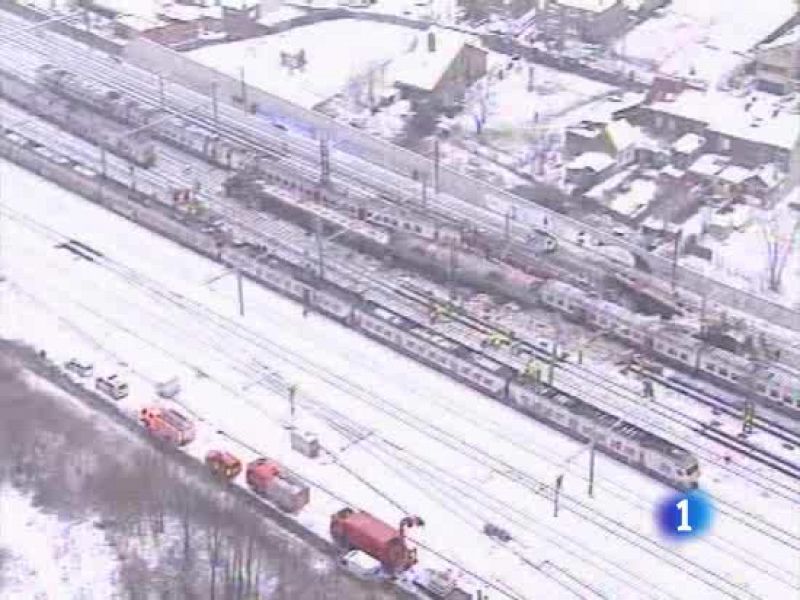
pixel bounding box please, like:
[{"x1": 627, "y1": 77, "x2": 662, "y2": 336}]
[{"x1": 0, "y1": 348, "x2": 399, "y2": 600}]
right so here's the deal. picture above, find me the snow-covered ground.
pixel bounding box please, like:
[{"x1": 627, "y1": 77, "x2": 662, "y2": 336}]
[
  {"x1": 616, "y1": 0, "x2": 798, "y2": 87},
  {"x1": 682, "y1": 195, "x2": 800, "y2": 310},
  {"x1": 0, "y1": 485, "x2": 119, "y2": 599},
  {"x1": 456, "y1": 53, "x2": 613, "y2": 143},
  {"x1": 188, "y1": 19, "x2": 419, "y2": 109},
  {"x1": 2, "y1": 157, "x2": 799, "y2": 599}
]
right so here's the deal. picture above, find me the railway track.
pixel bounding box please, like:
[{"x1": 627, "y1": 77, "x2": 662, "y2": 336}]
[
  {"x1": 8, "y1": 206, "x2": 797, "y2": 599},
  {"x1": 4, "y1": 90, "x2": 799, "y2": 514}
]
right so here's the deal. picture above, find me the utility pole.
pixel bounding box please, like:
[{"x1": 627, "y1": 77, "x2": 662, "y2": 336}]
[
  {"x1": 98, "y1": 147, "x2": 107, "y2": 201},
  {"x1": 314, "y1": 215, "x2": 325, "y2": 278},
  {"x1": 433, "y1": 138, "x2": 440, "y2": 194},
  {"x1": 421, "y1": 175, "x2": 428, "y2": 209},
  {"x1": 239, "y1": 66, "x2": 248, "y2": 112},
  {"x1": 553, "y1": 474, "x2": 563, "y2": 517},
  {"x1": 742, "y1": 401, "x2": 755, "y2": 435},
  {"x1": 158, "y1": 74, "x2": 165, "y2": 110},
  {"x1": 447, "y1": 238, "x2": 457, "y2": 301},
  {"x1": 236, "y1": 268, "x2": 245, "y2": 316},
  {"x1": 211, "y1": 80, "x2": 219, "y2": 133},
  {"x1": 671, "y1": 230, "x2": 682, "y2": 293},
  {"x1": 320, "y1": 136, "x2": 330, "y2": 186},
  {"x1": 588, "y1": 442, "x2": 596, "y2": 498},
  {"x1": 288, "y1": 384, "x2": 297, "y2": 425}
]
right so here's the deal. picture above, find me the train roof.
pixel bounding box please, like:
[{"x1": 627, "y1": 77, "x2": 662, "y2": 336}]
[
  {"x1": 524, "y1": 382, "x2": 695, "y2": 462},
  {"x1": 262, "y1": 255, "x2": 363, "y2": 304},
  {"x1": 361, "y1": 301, "x2": 515, "y2": 378}
]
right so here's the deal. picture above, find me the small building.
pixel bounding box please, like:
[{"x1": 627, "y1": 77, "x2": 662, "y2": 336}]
[
  {"x1": 543, "y1": 0, "x2": 628, "y2": 44},
  {"x1": 754, "y1": 25, "x2": 800, "y2": 95},
  {"x1": 632, "y1": 88, "x2": 799, "y2": 171},
  {"x1": 565, "y1": 151, "x2": 615, "y2": 190},
  {"x1": 669, "y1": 132, "x2": 706, "y2": 169},
  {"x1": 685, "y1": 154, "x2": 787, "y2": 207},
  {"x1": 391, "y1": 27, "x2": 487, "y2": 110},
  {"x1": 565, "y1": 118, "x2": 645, "y2": 167}
]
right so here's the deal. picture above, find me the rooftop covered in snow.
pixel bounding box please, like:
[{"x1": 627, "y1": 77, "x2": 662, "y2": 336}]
[
  {"x1": 649, "y1": 89, "x2": 800, "y2": 150},
  {"x1": 390, "y1": 27, "x2": 484, "y2": 92}
]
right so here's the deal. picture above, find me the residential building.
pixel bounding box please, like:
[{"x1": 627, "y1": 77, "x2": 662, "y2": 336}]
[
  {"x1": 565, "y1": 151, "x2": 615, "y2": 190},
  {"x1": 631, "y1": 87, "x2": 799, "y2": 171},
  {"x1": 565, "y1": 118, "x2": 646, "y2": 166},
  {"x1": 754, "y1": 25, "x2": 800, "y2": 95},
  {"x1": 391, "y1": 28, "x2": 487, "y2": 109},
  {"x1": 541, "y1": 0, "x2": 628, "y2": 44}
]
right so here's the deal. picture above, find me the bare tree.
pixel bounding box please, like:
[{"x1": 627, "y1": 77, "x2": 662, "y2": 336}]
[{"x1": 760, "y1": 211, "x2": 800, "y2": 292}]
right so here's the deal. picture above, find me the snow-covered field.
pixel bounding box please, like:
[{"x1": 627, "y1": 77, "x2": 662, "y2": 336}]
[
  {"x1": 2, "y1": 155, "x2": 799, "y2": 599},
  {"x1": 0, "y1": 485, "x2": 119, "y2": 599},
  {"x1": 616, "y1": 0, "x2": 797, "y2": 86},
  {"x1": 188, "y1": 19, "x2": 419, "y2": 109}
]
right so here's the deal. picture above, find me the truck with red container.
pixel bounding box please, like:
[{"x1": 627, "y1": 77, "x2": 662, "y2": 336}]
[
  {"x1": 245, "y1": 458, "x2": 310, "y2": 513},
  {"x1": 205, "y1": 450, "x2": 242, "y2": 481},
  {"x1": 139, "y1": 406, "x2": 195, "y2": 446},
  {"x1": 330, "y1": 508, "x2": 424, "y2": 575}
]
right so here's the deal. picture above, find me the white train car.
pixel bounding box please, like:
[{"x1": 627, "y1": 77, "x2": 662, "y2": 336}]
[{"x1": 506, "y1": 381, "x2": 700, "y2": 489}]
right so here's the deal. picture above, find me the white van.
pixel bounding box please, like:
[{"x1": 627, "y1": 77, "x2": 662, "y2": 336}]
[{"x1": 95, "y1": 374, "x2": 129, "y2": 400}]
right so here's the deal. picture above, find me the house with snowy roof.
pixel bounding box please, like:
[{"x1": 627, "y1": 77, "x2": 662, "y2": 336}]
[
  {"x1": 565, "y1": 151, "x2": 615, "y2": 191},
  {"x1": 390, "y1": 27, "x2": 487, "y2": 110},
  {"x1": 540, "y1": 0, "x2": 628, "y2": 44},
  {"x1": 565, "y1": 118, "x2": 647, "y2": 167},
  {"x1": 632, "y1": 86, "x2": 799, "y2": 171},
  {"x1": 754, "y1": 24, "x2": 799, "y2": 95}
]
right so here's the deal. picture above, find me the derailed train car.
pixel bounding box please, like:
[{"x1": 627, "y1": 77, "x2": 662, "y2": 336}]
[{"x1": 539, "y1": 279, "x2": 800, "y2": 417}]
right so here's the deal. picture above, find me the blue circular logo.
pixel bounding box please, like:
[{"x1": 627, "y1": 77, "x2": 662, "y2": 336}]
[{"x1": 655, "y1": 491, "x2": 714, "y2": 540}]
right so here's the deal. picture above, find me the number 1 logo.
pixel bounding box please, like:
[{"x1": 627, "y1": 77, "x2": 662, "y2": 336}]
[{"x1": 676, "y1": 498, "x2": 692, "y2": 532}]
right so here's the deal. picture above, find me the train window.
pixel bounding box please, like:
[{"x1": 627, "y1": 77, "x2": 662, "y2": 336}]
[
  {"x1": 680, "y1": 352, "x2": 688, "y2": 361},
  {"x1": 414, "y1": 225, "x2": 422, "y2": 233},
  {"x1": 783, "y1": 396, "x2": 792, "y2": 404},
  {"x1": 770, "y1": 389, "x2": 779, "y2": 398},
  {"x1": 611, "y1": 440, "x2": 622, "y2": 450},
  {"x1": 756, "y1": 384, "x2": 766, "y2": 392},
  {"x1": 624, "y1": 447, "x2": 635, "y2": 456},
  {"x1": 668, "y1": 348, "x2": 676, "y2": 356},
  {"x1": 730, "y1": 373, "x2": 739, "y2": 382},
  {"x1": 704, "y1": 363, "x2": 716, "y2": 372},
  {"x1": 718, "y1": 368, "x2": 728, "y2": 377}
]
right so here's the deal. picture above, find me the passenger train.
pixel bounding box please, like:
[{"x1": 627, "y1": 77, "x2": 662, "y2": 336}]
[
  {"x1": 33, "y1": 64, "x2": 797, "y2": 419},
  {"x1": 217, "y1": 250, "x2": 701, "y2": 489},
  {"x1": 36, "y1": 64, "x2": 248, "y2": 170},
  {"x1": 539, "y1": 280, "x2": 800, "y2": 417}
]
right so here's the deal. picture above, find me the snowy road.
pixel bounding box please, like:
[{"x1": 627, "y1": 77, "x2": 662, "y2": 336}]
[{"x1": 2, "y1": 159, "x2": 799, "y2": 599}]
